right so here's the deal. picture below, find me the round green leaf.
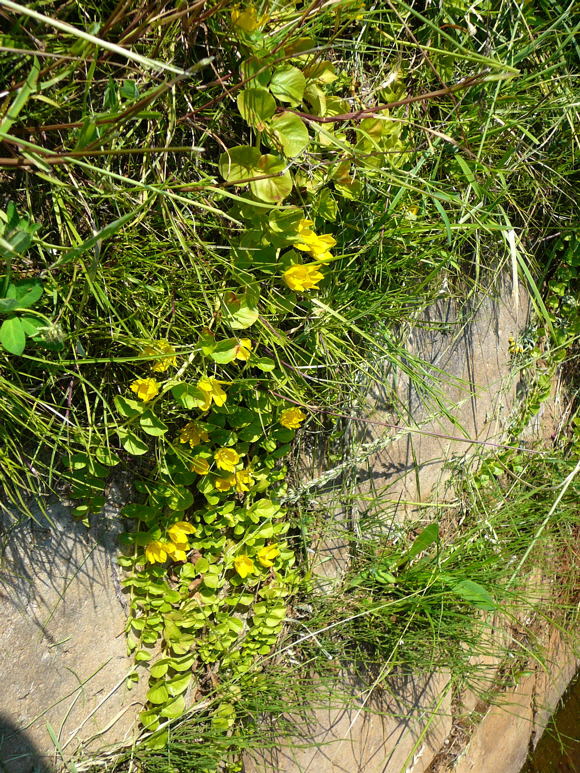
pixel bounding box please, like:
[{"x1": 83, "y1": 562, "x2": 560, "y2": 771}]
[
  {"x1": 250, "y1": 155, "x2": 293, "y2": 203},
  {"x1": 218, "y1": 145, "x2": 261, "y2": 183},
  {"x1": 166, "y1": 672, "x2": 192, "y2": 697},
  {"x1": 270, "y1": 112, "x2": 309, "y2": 157},
  {"x1": 0, "y1": 316, "x2": 26, "y2": 355},
  {"x1": 240, "y1": 57, "x2": 272, "y2": 88},
  {"x1": 7, "y1": 279, "x2": 43, "y2": 309},
  {"x1": 237, "y1": 88, "x2": 276, "y2": 128},
  {"x1": 229, "y1": 305, "x2": 259, "y2": 330},
  {"x1": 159, "y1": 694, "x2": 185, "y2": 719},
  {"x1": 166, "y1": 487, "x2": 194, "y2": 511},
  {"x1": 255, "y1": 356, "x2": 275, "y2": 371},
  {"x1": 316, "y1": 188, "x2": 338, "y2": 222},
  {"x1": 140, "y1": 411, "x2": 169, "y2": 436},
  {"x1": 146, "y1": 681, "x2": 169, "y2": 704},
  {"x1": 114, "y1": 395, "x2": 143, "y2": 418},
  {"x1": 210, "y1": 339, "x2": 239, "y2": 364},
  {"x1": 117, "y1": 428, "x2": 148, "y2": 456},
  {"x1": 95, "y1": 447, "x2": 121, "y2": 466},
  {"x1": 171, "y1": 383, "x2": 207, "y2": 410},
  {"x1": 269, "y1": 66, "x2": 306, "y2": 106}
]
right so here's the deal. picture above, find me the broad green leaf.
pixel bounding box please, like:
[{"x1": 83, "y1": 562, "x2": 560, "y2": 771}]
[
  {"x1": 171, "y1": 383, "x2": 207, "y2": 410},
  {"x1": 255, "y1": 356, "x2": 275, "y2": 371},
  {"x1": 0, "y1": 316, "x2": 26, "y2": 355},
  {"x1": 248, "y1": 498, "x2": 281, "y2": 520},
  {"x1": 222, "y1": 289, "x2": 260, "y2": 330},
  {"x1": 317, "y1": 188, "x2": 338, "y2": 221},
  {"x1": 304, "y1": 60, "x2": 337, "y2": 84},
  {"x1": 121, "y1": 503, "x2": 161, "y2": 522},
  {"x1": 269, "y1": 66, "x2": 306, "y2": 106},
  {"x1": 270, "y1": 112, "x2": 309, "y2": 157},
  {"x1": 304, "y1": 83, "x2": 326, "y2": 116},
  {"x1": 268, "y1": 207, "x2": 303, "y2": 235},
  {"x1": 117, "y1": 428, "x2": 148, "y2": 456},
  {"x1": 451, "y1": 580, "x2": 496, "y2": 611},
  {"x1": 159, "y1": 694, "x2": 185, "y2": 719},
  {"x1": 95, "y1": 447, "x2": 121, "y2": 466},
  {"x1": 250, "y1": 154, "x2": 293, "y2": 203},
  {"x1": 114, "y1": 395, "x2": 143, "y2": 418},
  {"x1": 145, "y1": 729, "x2": 168, "y2": 749},
  {"x1": 166, "y1": 672, "x2": 192, "y2": 697},
  {"x1": 140, "y1": 411, "x2": 169, "y2": 436},
  {"x1": 210, "y1": 339, "x2": 239, "y2": 364},
  {"x1": 150, "y1": 659, "x2": 170, "y2": 679},
  {"x1": 0, "y1": 298, "x2": 20, "y2": 313},
  {"x1": 146, "y1": 681, "x2": 169, "y2": 704},
  {"x1": 284, "y1": 37, "x2": 315, "y2": 58},
  {"x1": 194, "y1": 556, "x2": 210, "y2": 574},
  {"x1": 237, "y1": 88, "x2": 276, "y2": 128},
  {"x1": 229, "y1": 305, "x2": 259, "y2": 329},
  {"x1": 139, "y1": 710, "x2": 159, "y2": 731},
  {"x1": 120, "y1": 79, "x2": 139, "y2": 100},
  {"x1": 69, "y1": 452, "x2": 89, "y2": 470},
  {"x1": 218, "y1": 145, "x2": 261, "y2": 183},
  {"x1": 19, "y1": 315, "x2": 45, "y2": 337},
  {"x1": 240, "y1": 57, "x2": 272, "y2": 88},
  {"x1": 203, "y1": 573, "x2": 220, "y2": 589},
  {"x1": 7, "y1": 279, "x2": 43, "y2": 308},
  {"x1": 166, "y1": 487, "x2": 194, "y2": 511},
  {"x1": 404, "y1": 523, "x2": 439, "y2": 562}
]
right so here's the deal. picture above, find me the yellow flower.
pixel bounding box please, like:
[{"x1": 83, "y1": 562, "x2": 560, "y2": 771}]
[
  {"x1": 297, "y1": 218, "x2": 315, "y2": 234},
  {"x1": 191, "y1": 456, "x2": 210, "y2": 475},
  {"x1": 280, "y1": 407, "x2": 307, "y2": 430},
  {"x1": 167, "y1": 521, "x2": 196, "y2": 544},
  {"x1": 197, "y1": 377, "x2": 227, "y2": 410},
  {"x1": 214, "y1": 474, "x2": 236, "y2": 492},
  {"x1": 234, "y1": 338, "x2": 252, "y2": 362},
  {"x1": 167, "y1": 541, "x2": 189, "y2": 562},
  {"x1": 296, "y1": 231, "x2": 337, "y2": 262},
  {"x1": 234, "y1": 469, "x2": 253, "y2": 493},
  {"x1": 231, "y1": 4, "x2": 267, "y2": 32},
  {"x1": 142, "y1": 339, "x2": 177, "y2": 372},
  {"x1": 145, "y1": 540, "x2": 174, "y2": 563},
  {"x1": 214, "y1": 447, "x2": 241, "y2": 472},
  {"x1": 234, "y1": 555, "x2": 255, "y2": 579},
  {"x1": 179, "y1": 421, "x2": 209, "y2": 448},
  {"x1": 283, "y1": 264, "x2": 324, "y2": 292},
  {"x1": 257, "y1": 544, "x2": 280, "y2": 568},
  {"x1": 295, "y1": 219, "x2": 337, "y2": 261},
  {"x1": 130, "y1": 377, "x2": 160, "y2": 403}
]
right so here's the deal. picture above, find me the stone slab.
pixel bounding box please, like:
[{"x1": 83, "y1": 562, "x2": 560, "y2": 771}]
[
  {"x1": 246, "y1": 670, "x2": 452, "y2": 773},
  {"x1": 0, "y1": 495, "x2": 144, "y2": 772}
]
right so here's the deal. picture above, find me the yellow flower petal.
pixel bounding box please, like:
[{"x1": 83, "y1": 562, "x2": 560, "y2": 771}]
[
  {"x1": 191, "y1": 456, "x2": 210, "y2": 475},
  {"x1": 179, "y1": 421, "x2": 210, "y2": 448},
  {"x1": 257, "y1": 544, "x2": 280, "y2": 568},
  {"x1": 283, "y1": 264, "x2": 324, "y2": 292},
  {"x1": 142, "y1": 339, "x2": 177, "y2": 373},
  {"x1": 280, "y1": 407, "x2": 307, "y2": 429},
  {"x1": 214, "y1": 447, "x2": 241, "y2": 472},
  {"x1": 167, "y1": 521, "x2": 196, "y2": 543},
  {"x1": 130, "y1": 378, "x2": 160, "y2": 402},
  {"x1": 234, "y1": 555, "x2": 255, "y2": 579}
]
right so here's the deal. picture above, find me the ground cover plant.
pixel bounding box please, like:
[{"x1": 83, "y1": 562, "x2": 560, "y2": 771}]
[{"x1": 0, "y1": 0, "x2": 578, "y2": 770}]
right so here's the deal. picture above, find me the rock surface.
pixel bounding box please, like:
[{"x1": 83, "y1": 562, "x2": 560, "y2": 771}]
[{"x1": 0, "y1": 494, "x2": 143, "y2": 772}]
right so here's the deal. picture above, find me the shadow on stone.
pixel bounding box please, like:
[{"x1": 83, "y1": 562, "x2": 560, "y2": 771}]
[{"x1": 0, "y1": 713, "x2": 55, "y2": 773}]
